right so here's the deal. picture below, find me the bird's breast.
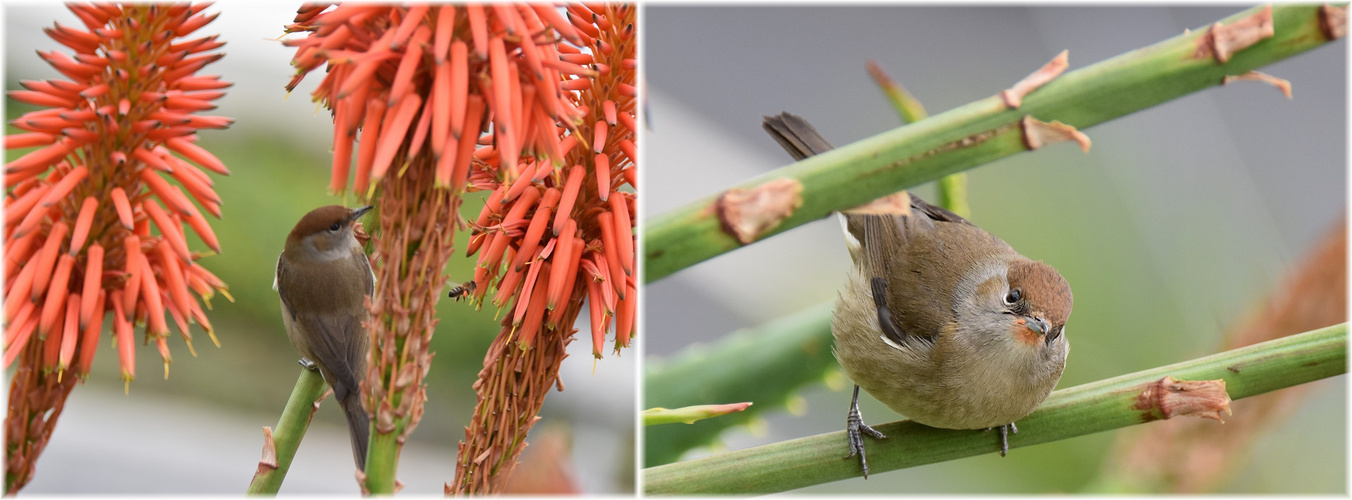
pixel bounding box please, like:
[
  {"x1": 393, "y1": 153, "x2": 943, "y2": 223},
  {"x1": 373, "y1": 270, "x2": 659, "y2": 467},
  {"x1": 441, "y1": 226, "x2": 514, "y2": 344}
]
[
  {"x1": 277, "y1": 251, "x2": 373, "y2": 313},
  {"x1": 832, "y1": 268, "x2": 1066, "y2": 429}
]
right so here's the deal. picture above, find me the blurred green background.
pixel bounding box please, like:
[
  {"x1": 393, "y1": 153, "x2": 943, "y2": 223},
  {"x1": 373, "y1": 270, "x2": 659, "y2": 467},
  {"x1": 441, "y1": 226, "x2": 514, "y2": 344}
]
[
  {"x1": 644, "y1": 5, "x2": 1345, "y2": 494},
  {"x1": 5, "y1": 4, "x2": 633, "y2": 494}
]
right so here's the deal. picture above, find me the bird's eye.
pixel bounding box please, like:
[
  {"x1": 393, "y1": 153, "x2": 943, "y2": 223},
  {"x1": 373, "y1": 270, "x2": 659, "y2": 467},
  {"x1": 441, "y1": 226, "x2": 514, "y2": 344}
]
[
  {"x1": 1004, "y1": 288, "x2": 1021, "y2": 305},
  {"x1": 329, "y1": 222, "x2": 341, "y2": 232}
]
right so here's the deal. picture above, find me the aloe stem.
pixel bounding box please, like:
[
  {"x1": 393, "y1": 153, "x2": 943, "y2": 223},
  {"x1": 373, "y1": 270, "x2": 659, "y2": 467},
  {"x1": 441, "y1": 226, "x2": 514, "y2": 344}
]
[
  {"x1": 246, "y1": 368, "x2": 328, "y2": 495},
  {"x1": 644, "y1": 4, "x2": 1338, "y2": 283},
  {"x1": 643, "y1": 323, "x2": 1348, "y2": 494}
]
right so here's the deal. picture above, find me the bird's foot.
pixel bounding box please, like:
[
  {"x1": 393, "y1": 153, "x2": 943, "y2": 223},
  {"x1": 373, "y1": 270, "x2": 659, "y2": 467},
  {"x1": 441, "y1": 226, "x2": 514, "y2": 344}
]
[
  {"x1": 984, "y1": 422, "x2": 1018, "y2": 457},
  {"x1": 298, "y1": 357, "x2": 318, "y2": 371},
  {"x1": 845, "y1": 385, "x2": 886, "y2": 478}
]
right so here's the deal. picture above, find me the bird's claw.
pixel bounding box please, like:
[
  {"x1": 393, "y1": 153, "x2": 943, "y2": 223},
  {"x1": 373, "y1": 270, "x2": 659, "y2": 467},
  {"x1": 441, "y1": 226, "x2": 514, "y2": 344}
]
[
  {"x1": 298, "y1": 357, "x2": 318, "y2": 371},
  {"x1": 985, "y1": 422, "x2": 1018, "y2": 457},
  {"x1": 845, "y1": 386, "x2": 885, "y2": 479}
]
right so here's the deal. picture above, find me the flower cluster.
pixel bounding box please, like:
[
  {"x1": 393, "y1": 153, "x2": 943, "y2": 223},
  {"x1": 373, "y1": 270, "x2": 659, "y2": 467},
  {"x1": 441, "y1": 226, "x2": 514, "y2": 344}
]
[
  {"x1": 283, "y1": 3, "x2": 634, "y2": 491},
  {"x1": 462, "y1": 3, "x2": 636, "y2": 357},
  {"x1": 4, "y1": 3, "x2": 230, "y2": 491},
  {"x1": 455, "y1": 3, "x2": 636, "y2": 492}
]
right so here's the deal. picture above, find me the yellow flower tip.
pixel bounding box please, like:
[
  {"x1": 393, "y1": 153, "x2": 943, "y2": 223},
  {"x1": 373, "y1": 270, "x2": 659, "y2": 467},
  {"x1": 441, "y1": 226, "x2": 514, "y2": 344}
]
[
  {"x1": 163, "y1": 360, "x2": 170, "y2": 380},
  {"x1": 218, "y1": 289, "x2": 235, "y2": 303},
  {"x1": 185, "y1": 339, "x2": 198, "y2": 358},
  {"x1": 207, "y1": 329, "x2": 221, "y2": 348}
]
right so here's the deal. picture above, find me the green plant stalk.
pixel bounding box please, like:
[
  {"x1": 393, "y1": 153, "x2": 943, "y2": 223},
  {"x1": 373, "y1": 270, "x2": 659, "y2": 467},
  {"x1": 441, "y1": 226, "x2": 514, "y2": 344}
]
[
  {"x1": 872, "y1": 68, "x2": 928, "y2": 125},
  {"x1": 871, "y1": 61, "x2": 972, "y2": 218},
  {"x1": 936, "y1": 174, "x2": 970, "y2": 219},
  {"x1": 644, "y1": 4, "x2": 1336, "y2": 283},
  {"x1": 644, "y1": 303, "x2": 835, "y2": 466},
  {"x1": 364, "y1": 330, "x2": 407, "y2": 495},
  {"x1": 364, "y1": 420, "x2": 403, "y2": 494},
  {"x1": 644, "y1": 323, "x2": 1348, "y2": 495},
  {"x1": 246, "y1": 368, "x2": 328, "y2": 495}
]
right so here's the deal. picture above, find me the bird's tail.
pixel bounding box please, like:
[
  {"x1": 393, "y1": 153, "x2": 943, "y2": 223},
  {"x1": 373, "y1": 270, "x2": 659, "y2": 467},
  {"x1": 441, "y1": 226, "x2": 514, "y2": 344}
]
[
  {"x1": 340, "y1": 390, "x2": 371, "y2": 471},
  {"x1": 762, "y1": 113, "x2": 864, "y2": 259},
  {"x1": 761, "y1": 112, "x2": 835, "y2": 159}
]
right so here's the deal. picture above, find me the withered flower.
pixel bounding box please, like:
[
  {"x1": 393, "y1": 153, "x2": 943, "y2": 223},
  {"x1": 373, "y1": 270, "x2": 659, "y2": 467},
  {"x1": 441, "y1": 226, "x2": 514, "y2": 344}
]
[{"x1": 4, "y1": 3, "x2": 231, "y2": 492}]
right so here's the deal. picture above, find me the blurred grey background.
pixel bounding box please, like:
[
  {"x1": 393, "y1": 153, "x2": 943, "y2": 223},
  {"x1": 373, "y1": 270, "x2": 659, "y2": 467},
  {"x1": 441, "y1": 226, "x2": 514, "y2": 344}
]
[
  {"x1": 644, "y1": 5, "x2": 1345, "y2": 494},
  {"x1": 4, "y1": 4, "x2": 635, "y2": 494}
]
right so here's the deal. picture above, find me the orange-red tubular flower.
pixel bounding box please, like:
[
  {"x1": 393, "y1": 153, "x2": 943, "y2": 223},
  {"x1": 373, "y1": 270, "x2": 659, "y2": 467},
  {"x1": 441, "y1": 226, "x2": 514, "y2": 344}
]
[{"x1": 3, "y1": 4, "x2": 232, "y2": 492}]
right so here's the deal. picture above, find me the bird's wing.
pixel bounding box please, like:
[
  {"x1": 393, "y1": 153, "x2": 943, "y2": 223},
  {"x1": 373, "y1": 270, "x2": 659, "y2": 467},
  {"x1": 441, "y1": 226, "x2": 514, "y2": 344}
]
[
  {"x1": 762, "y1": 112, "x2": 992, "y2": 344},
  {"x1": 291, "y1": 309, "x2": 364, "y2": 400},
  {"x1": 909, "y1": 194, "x2": 973, "y2": 226},
  {"x1": 275, "y1": 254, "x2": 291, "y2": 317},
  {"x1": 764, "y1": 112, "x2": 941, "y2": 343},
  {"x1": 275, "y1": 258, "x2": 366, "y2": 401}
]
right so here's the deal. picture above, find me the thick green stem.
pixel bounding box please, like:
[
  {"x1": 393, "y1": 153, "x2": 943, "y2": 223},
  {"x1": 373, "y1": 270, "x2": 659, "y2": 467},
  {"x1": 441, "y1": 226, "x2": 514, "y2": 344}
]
[
  {"x1": 247, "y1": 368, "x2": 328, "y2": 495},
  {"x1": 644, "y1": 4, "x2": 1338, "y2": 283},
  {"x1": 643, "y1": 323, "x2": 1348, "y2": 495},
  {"x1": 936, "y1": 174, "x2": 970, "y2": 219},
  {"x1": 364, "y1": 422, "x2": 402, "y2": 494}
]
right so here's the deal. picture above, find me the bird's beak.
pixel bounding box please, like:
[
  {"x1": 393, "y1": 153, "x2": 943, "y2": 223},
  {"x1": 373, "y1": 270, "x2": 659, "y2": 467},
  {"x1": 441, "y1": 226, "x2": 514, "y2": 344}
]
[
  {"x1": 1021, "y1": 316, "x2": 1050, "y2": 336},
  {"x1": 350, "y1": 205, "x2": 374, "y2": 222}
]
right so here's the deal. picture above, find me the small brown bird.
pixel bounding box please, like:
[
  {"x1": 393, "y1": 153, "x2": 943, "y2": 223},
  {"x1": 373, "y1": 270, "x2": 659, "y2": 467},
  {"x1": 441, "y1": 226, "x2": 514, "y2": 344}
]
[
  {"x1": 274, "y1": 205, "x2": 375, "y2": 470},
  {"x1": 763, "y1": 113, "x2": 1073, "y2": 478}
]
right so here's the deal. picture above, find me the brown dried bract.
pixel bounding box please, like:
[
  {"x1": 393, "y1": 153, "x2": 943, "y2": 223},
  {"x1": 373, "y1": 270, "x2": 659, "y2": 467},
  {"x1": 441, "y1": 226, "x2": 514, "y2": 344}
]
[
  {"x1": 309, "y1": 387, "x2": 331, "y2": 427},
  {"x1": 716, "y1": 178, "x2": 804, "y2": 244},
  {"x1": 376, "y1": 399, "x2": 396, "y2": 433},
  {"x1": 352, "y1": 220, "x2": 371, "y2": 247},
  {"x1": 316, "y1": 386, "x2": 333, "y2": 403},
  {"x1": 1196, "y1": 5, "x2": 1274, "y2": 63},
  {"x1": 1222, "y1": 71, "x2": 1292, "y2": 98},
  {"x1": 843, "y1": 191, "x2": 913, "y2": 216},
  {"x1": 1135, "y1": 376, "x2": 1233, "y2": 422},
  {"x1": 1020, "y1": 116, "x2": 1091, "y2": 153},
  {"x1": 255, "y1": 426, "x2": 278, "y2": 474},
  {"x1": 1320, "y1": 4, "x2": 1347, "y2": 40},
  {"x1": 1001, "y1": 50, "x2": 1069, "y2": 109}
]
